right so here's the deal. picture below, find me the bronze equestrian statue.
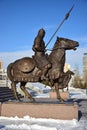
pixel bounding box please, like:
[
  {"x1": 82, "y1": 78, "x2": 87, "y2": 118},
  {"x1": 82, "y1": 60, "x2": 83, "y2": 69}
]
[{"x1": 7, "y1": 29, "x2": 79, "y2": 101}]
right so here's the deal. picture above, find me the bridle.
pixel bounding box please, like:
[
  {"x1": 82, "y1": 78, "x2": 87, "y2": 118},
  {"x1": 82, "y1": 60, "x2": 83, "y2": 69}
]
[
  {"x1": 46, "y1": 46, "x2": 65, "y2": 52},
  {"x1": 45, "y1": 38, "x2": 67, "y2": 52}
]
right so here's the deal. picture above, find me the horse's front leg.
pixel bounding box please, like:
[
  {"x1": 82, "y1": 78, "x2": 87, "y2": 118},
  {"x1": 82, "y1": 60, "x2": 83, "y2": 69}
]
[
  {"x1": 11, "y1": 81, "x2": 19, "y2": 100},
  {"x1": 20, "y1": 82, "x2": 35, "y2": 101},
  {"x1": 54, "y1": 82, "x2": 64, "y2": 102}
]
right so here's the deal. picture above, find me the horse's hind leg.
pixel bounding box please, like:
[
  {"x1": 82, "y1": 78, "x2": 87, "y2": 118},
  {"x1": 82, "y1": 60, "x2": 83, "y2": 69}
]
[
  {"x1": 20, "y1": 82, "x2": 35, "y2": 101},
  {"x1": 54, "y1": 82, "x2": 64, "y2": 102},
  {"x1": 11, "y1": 81, "x2": 19, "y2": 100}
]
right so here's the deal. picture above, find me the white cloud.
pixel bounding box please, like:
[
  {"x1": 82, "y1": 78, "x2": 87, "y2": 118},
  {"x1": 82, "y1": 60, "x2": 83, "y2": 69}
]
[
  {"x1": 44, "y1": 24, "x2": 56, "y2": 31},
  {"x1": 75, "y1": 35, "x2": 87, "y2": 43},
  {"x1": 0, "y1": 50, "x2": 34, "y2": 69}
]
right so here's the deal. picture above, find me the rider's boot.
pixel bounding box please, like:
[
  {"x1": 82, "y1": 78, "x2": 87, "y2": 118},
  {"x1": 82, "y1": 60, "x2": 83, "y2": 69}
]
[{"x1": 41, "y1": 64, "x2": 51, "y2": 80}]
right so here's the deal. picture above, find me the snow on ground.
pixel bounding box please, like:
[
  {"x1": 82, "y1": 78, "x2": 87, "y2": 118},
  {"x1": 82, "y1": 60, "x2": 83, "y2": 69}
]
[
  {"x1": 17, "y1": 82, "x2": 51, "y2": 97},
  {"x1": 0, "y1": 116, "x2": 79, "y2": 130},
  {"x1": 0, "y1": 85, "x2": 87, "y2": 130},
  {"x1": 69, "y1": 87, "x2": 87, "y2": 99}
]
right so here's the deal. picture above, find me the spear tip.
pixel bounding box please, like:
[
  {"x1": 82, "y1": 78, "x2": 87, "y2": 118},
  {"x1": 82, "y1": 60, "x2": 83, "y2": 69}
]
[{"x1": 65, "y1": 4, "x2": 75, "y2": 20}]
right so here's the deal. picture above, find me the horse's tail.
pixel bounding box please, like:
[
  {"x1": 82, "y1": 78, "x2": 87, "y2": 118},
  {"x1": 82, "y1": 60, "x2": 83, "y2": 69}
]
[{"x1": 7, "y1": 63, "x2": 14, "y2": 82}]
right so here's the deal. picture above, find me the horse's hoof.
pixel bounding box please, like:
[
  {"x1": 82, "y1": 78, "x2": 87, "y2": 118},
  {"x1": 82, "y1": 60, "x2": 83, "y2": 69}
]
[
  {"x1": 15, "y1": 97, "x2": 20, "y2": 100},
  {"x1": 29, "y1": 96, "x2": 35, "y2": 102},
  {"x1": 57, "y1": 98, "x2": 65, "y2": 102},
  {"x1": 32, "y1": 98, "x2": 36, "y2": 102}
]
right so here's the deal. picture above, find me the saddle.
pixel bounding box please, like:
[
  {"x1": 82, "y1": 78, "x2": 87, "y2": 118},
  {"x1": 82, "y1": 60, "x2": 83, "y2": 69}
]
[{"x1": 14, "y1": 57, "x2": 36, "y2": 73}]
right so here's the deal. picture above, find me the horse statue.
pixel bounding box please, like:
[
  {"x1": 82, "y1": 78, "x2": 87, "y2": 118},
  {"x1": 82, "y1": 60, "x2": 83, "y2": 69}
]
[{"x1": 7, "y1": 37, "x2": 79, "y2": 101}]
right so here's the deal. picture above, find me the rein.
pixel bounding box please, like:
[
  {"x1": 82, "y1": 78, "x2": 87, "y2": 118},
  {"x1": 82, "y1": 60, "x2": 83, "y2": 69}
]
[{"x1": 46, "y1": 46, "x2": 64, "y2": 52}]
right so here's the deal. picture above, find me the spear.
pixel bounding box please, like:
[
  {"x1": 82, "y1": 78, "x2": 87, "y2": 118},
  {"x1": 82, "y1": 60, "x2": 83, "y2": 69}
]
[{"x1": 45, "y1": 4, "x2": 75, "y2": 48}]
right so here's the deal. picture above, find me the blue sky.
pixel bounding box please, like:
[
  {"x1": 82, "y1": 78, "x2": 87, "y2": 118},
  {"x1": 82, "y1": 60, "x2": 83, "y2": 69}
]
[{"x1": 0, "y1": 0, "x2": 87, "y2": 74}]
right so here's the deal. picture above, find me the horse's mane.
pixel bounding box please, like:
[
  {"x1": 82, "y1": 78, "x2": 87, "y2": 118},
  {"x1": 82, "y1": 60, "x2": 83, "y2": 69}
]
[
  {"x1": 52, "y1": 37, "x2": 65, "y2": 50},
  {"x1": 48, "y1": 37, "x2": 65, "y2": 64},
  {"x1": 52, "y1": 37, "x2": 59, "y2": 50}
]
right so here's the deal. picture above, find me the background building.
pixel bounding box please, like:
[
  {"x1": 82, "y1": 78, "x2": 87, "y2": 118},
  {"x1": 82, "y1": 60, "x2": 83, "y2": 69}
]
[
  {"x1": 64, "y1": 63, "x2": 70, "y2": 72},
  {"x1": 0, "y1": 61, "x2": 3, "y2": 70},
  {"x1": 83, "y1": 53, "x2": 87, "y2": 85},
  {"x1": 0, "y1": 61, "x2": 7, "y2": 86}
]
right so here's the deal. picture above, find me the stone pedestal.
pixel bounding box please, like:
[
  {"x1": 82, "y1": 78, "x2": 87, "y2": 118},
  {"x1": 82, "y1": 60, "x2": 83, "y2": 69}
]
[
  {"x1": 49, "y1": 91, "x2": 70, "y2": 100},
  {"x1": 0, "y1": 99, "x2": 78, "y2": 120}
]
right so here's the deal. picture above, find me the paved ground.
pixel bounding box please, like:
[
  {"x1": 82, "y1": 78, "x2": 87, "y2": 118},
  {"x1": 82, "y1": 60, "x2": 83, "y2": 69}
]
[
  {"x1": 69, "y1": 99, "x2": 87, "y2": 121},
  {"x1": 78, "y1": 99, "x2": 87, "y2": 120}
]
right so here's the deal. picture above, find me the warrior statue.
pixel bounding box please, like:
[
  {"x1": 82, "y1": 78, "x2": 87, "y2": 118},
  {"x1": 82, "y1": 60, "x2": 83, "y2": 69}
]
[
  {"x1": 7, "y1": 5, "x2": 79, "y2": 101},
  {"x1": 32, "y1": 28, "x2": 51, "y2": 80}
]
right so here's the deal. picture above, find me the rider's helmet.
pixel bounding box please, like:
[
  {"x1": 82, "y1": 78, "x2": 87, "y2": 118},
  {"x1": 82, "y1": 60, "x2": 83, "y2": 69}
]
[{"x1": 38, "y1": 28, "x2": 45, "y2": 37}]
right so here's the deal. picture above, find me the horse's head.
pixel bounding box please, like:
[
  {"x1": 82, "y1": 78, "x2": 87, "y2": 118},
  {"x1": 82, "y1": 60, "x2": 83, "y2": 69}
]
[{"x1": 54, "y1": 37, "x2": 79, "y2": 50}]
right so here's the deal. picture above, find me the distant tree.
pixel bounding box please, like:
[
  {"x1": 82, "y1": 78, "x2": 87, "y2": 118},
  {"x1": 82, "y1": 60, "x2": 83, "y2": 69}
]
[
  {"x1": 72, "y1": 65, "x2": 80, "y2": 88},
  {"x1": 72, "y1": 65, "x2": 87, "y2": 89}
]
